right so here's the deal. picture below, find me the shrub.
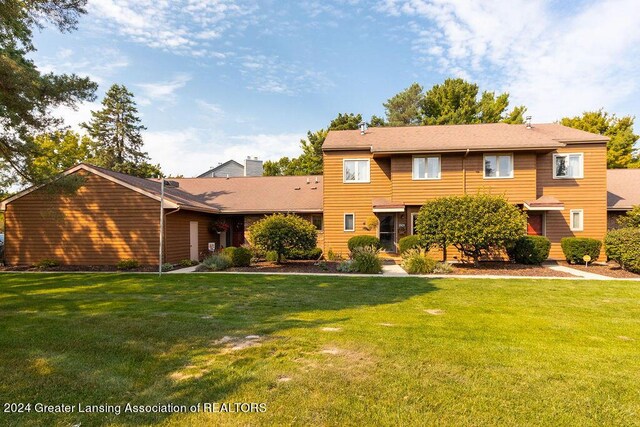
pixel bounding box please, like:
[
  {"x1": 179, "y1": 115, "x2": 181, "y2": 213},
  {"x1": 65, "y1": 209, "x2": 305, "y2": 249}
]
[
  {"x1": 507, "y1": 235, "x2": 551, "y2": 265},
  {"x1": 248, "y1": 213, "x2": 317, "y2": 263},
  {"x1": 351, "y1": 246, "x2": 382, "y2": 274},
  {"x1": 161, "y1": 263, "x2": 173, "y2": 272},
  {"x1": 561, "y1": 237, "x2": 602, "y2": 264},
  {"x1": 35, "y1": 258, "x2": 59, "y2": 269},
  {"x1": 287, "y1": 247, "x2": 323, "y2": 260},
  {"x1": 401, "y1": 249, "x2": 437, "y2": 274},
  {"x1": 416, "y1": 194, "x2": 527, "y2": 265},
  {"x1": 433, "y1": 261, "x2": 453, "y2": 274},
  {"x1": 347, "y1": 235, "x2": 381, "y2": 252},
  {"x1": 398, "y1": 235, "x2": 422, "y2": 254},
  {"x1": 336, "y1": 259, "x2": 354, "y2": 273},
  {"x1": 326, "y1": 248, "x2": 343, "y2": 261},
  {"x1": 617, "y1": 205, "x2": 640, "y2": 228},
  {"x1": 265, "y1": 251, "x2": 279, "y2": 262},
  {"x1": 230, "y1": 246, "x2": 252, "y2": 267},
  {"x1": 605, "y1": 228, "x2": 640, "y2": 273},
  {"x1": 116, "y1": 259, "x2": 139, "y2": 270},
  {"x1": 222, "y1": 246, "x2": 236, "y2": 259},
  {"x1": 197, "y1": 254, "x2": 232, "y2": 271},
  {"x1": 179, "y1": 259, "x2": 196, "y2": 267}
]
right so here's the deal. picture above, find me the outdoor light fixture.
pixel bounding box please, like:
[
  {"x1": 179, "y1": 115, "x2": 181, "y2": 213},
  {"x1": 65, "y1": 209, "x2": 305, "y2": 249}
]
[{"x1": 159, "y1": 179, "x2": 180, "y2": 276}]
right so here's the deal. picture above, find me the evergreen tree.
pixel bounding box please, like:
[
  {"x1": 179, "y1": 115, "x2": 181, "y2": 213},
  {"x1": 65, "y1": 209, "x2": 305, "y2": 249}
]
[
  {"x1": 384, "y1": 83, "x2": 424, "y2": 126},
  {"x1": 82, "y1": 84, "x2": 161, "y2": 177}
]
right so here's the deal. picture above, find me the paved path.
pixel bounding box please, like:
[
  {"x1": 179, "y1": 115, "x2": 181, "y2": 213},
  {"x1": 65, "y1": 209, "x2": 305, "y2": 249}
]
[
  {"x1": 167, "y1": 266, "x2": 198, "y2": 273},
  {"x1": 381, "y1": 263, "x2": 409, "y2": 276},
  {"x1": 543, "y1": 262, "x2": 612, "y2": 280}
]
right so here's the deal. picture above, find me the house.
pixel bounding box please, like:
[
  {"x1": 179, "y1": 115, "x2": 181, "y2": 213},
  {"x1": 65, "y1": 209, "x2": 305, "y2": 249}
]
[
  {"x1": 321, "y1": 122, "x2": 609, "y2": 259},
  {"x1": 0, "y1": 163, "x2": 321, "y2": 266},
  {"x1": 606, "y1": 169, "x2": 640, "y2": 229},
  {"x1": 197, "y1": 157, "x2": 264, "y2": 177}
]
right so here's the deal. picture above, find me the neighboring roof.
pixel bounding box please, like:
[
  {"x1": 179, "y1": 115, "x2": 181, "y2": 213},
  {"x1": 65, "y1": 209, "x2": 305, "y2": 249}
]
[
  {"x1": 0, "y1": 164, "x2": 323, "y2": 214},
  {"x1": 607, "y1": 169, "x2": 640, "y2": 210},
  {"x1": 323, "y1": 123, "x2": 609, "y2": 153},
  {"x1": 165, "y1": 175, "x2": 323, "y2": 213},
  {"x1": 197, "y1": 160, "x2": 244, "y2": 178}
]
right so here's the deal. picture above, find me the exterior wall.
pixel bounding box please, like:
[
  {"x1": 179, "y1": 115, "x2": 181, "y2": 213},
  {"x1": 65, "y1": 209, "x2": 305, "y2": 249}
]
[
  {"x1": 323, "y1": 151, "x2": 391, "y2": 257},
  {"x1": 4, "y1": 170, "x2": 160, "y2": 266},
  {"x1": 607, "y1": 211, "x2": 625, "y2": 230},
  {"x1": 536, "y1": 143, "x2": 608, "y2": 259},
  {"x1": 164, "y1": 211, "x2": 218, "y2": 263}
]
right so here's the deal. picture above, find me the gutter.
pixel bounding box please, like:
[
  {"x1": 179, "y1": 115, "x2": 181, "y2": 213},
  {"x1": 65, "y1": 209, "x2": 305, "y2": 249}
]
[{"x1": 463, "y1": 148, "x2": 470, "y2": 194}]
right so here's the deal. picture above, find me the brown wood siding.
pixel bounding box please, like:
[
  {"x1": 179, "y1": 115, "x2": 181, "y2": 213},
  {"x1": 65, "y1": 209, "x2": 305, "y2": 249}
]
[
  {"x1": 536, "y1": 143, "x2": 607, "y2": 259},
  {"x1": 391, "y1": 154, "x2": 464, "y2": 204},
  {"x1": 4, "y1": 169, "x2": 160, "y2": 266},
  {"x1": 464, "y1": 152, "x2": 537, "y2": 201},
  {"x1": 322, "y1": 151, "x2": 391, "y2": 255},
  {"x1": 164, "y1": 211, "x2": 218, "y2": 263}
]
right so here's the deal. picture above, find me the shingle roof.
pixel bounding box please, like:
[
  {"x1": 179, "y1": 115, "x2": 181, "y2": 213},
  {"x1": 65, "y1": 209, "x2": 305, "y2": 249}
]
[
  {"x1": 607, "y1": 169, "x2": 640, "y2": 210},
  {"x1": 323, "y1": 123, "x2": 608, "y2": 153}
]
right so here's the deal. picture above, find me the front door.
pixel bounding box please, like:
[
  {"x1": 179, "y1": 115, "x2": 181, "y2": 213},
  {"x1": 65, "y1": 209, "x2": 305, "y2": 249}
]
[
  {"x1": 189, "y1": 221, "x2": 199, "y2": 261},
  {"x1": 527, "y1": 213, "x2": 544, "y2": 236},
  {"x1": 377, "y1": 214, "x2": 396, "y2": 252}
]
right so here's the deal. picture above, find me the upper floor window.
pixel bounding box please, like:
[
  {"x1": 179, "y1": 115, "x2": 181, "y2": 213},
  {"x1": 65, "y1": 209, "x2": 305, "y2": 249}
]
[
  {"x1": 343, "y1": 159, "x2": 370, "y2": 183},
  {"x1": 484, "y1": 154, "x2": 513, "y2": 178},
  {"x1": 413, "y1": 156, "x2": 441, "y2": 180},
  {"x1": 554, "y1": 153, "x2": 583, "y2": 179}
]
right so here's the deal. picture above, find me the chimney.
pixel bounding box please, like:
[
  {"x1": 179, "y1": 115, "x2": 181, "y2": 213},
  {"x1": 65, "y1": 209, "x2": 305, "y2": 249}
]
[
  {"x1": 359, "y1": 121, "x2": 367, "y2": 135},
  {"x1": 525, "y1": 116, "x2": 532, "y2": 129},
  {"x1": 244, "y1": 156, "x2": 264, "y2": 176}
]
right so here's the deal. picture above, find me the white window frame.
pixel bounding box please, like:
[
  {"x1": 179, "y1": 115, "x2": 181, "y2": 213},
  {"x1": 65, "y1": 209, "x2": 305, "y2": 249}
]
[
  {"x1": 342, "y1": 158, "x2": 370, "y2": 183},
  {"x1": 412, "y1": 155, "x2": 441, "y2": 180},
  {"x1": 570, "y1": 209, "x2": 584, "y2": 232},
  {"x1": 483, "y1": 153, "x2": 514, "y2": 179},
  {"x1": 553, "y1": 153, "x2": 584, "y2": 179},
  {"x1": 410, "y1": 212, "x2": 419, "y2": 235},
  {"x1": 344, "y1": 213, "x2": 355, "y2": 232}
]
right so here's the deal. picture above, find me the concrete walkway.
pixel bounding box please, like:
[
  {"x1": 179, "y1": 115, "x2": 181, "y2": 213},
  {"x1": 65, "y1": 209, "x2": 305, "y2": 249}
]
[
  {"x1": 543, "y1": 262, "x2": 612, "y2": 280},
  {"x1": 381, "y1": 263, "x2": 409, "y2": 276},
  {"x1": 167, "y1": 265, "x2": 197, "y2": 273}
]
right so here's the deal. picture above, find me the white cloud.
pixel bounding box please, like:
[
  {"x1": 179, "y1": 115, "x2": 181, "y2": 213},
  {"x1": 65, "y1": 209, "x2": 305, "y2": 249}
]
[
  {"x1": 52, "y1": 101, "x2": 101, "y2": 131},
  {"x1": 137, "y1": 74, "x2": 191, "y2": 102},
  {"x1": 381, "y1": 0, "x2": 640, "y2": 121},
  {"x1": 143, "y1": 128, "x2": 303, "y2": 177},
  {"x1": 35, "y1": 47, "x2": 129, "y2": 85}
]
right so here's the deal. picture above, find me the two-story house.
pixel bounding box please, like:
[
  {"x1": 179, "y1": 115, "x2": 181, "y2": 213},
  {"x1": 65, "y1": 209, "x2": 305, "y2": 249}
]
[{"x1": 322, "y1": 122, "x2": 608, "y2": 260}]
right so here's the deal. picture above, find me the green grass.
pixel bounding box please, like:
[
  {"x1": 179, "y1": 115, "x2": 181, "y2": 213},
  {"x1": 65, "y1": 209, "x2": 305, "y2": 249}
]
[{"x1": 0, "y1": 274, "x2": 639, "y2": 426}]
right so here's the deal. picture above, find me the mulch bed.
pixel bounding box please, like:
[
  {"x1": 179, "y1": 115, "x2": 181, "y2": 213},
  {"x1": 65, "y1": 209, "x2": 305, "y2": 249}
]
[
  {"x1": 450, "y1": 261, "x2": 574, "y2": 277},
  {"x1": 559, "y1": 261, "x2": 640, "y2": 279},
  {"x1": 229, "y1": 260, "x2": 341, "y2": 274}
]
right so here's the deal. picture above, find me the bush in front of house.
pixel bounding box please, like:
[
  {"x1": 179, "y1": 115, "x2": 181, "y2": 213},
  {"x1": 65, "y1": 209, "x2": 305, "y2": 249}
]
[
  {"x1": 560, "y1": 237, "x2": 602, "y2": 264},
  {"x1": 265, "y1": 251, "x2": 279, "y2": 263},
  {"x1": 433, "y1": 261, "x2": 453, "y2": 274},
  {"x1": 336, "y1": 259, "x2": 354, "y2": 273},
  {"x1": 179, "y1": 259, "x2": 197, "y2": 267},
  {"x1": 248, "y1": 213, "x2": 317, "y2": 263},
  {"x1": 605, "y1": 228, "x2": 640, "y2": 273},
  {"x1": 116, "y1": 259, "x2": 139, "y2": 270},
  {"x1": 286, "y1": 247, "x2": 323, "y2": 260},
  {"x1": 161, "y1": 263, "x2": 173, "y2": 272},
  {"x1": 401, "y1": 248, "x2": 437, "y2": 274},
  {"x1": 35, "y1": 258, "x2": 60, "y2": 269},
  {"x1": 231, "y1": 247, "x2": 252, "y2": 267},
  {"x1": 398, "y1": 235, "x2": 422, "y2": 254},
  {"x1": 347, "y1": 235, "x2": 381, "y2": 252},
  {"x1": 195, "y1": 254, "x2": 232, "y2": 272},
  {"x1": 507, "y1": 235, "x2": 551, "y2": 265},
  {"x1": 415, "y1": 193, "x2": 527, "y2": 265},
  {"x1": 351, "y1": 246, "x2": 382, "y2": 274},
  {"x1": 617, "y1": 205, "x2": 640, "y2": 228}
]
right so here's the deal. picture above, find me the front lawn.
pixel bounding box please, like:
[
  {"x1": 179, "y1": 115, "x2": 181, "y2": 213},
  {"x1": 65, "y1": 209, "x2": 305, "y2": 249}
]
[{"x1": 0, "y1": 274, "x2": 638, "y2": 426}]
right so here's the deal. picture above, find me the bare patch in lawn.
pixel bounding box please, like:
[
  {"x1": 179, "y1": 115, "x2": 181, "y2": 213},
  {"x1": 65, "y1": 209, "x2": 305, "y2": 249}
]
[
  {"x1": 321, "y1": 327, "x2": 342, "y2": 332},
  {"x1": 618, "y1": 336, "x2": 634, "y2": 341},
  {"x1": 214, "y1": 335, "x2": 263, "y2": 352},
  {"x1": 379, "y1": 323, "x2": 394, "y2": 327},
  {"x1": 425, "y1": 309, "x2": 445, "y2": 315}
]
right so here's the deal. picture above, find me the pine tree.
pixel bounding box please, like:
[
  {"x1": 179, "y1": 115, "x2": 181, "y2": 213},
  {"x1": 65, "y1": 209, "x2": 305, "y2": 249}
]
[{"x1": 82, "y1": 84, "x2": 160, "y2": 177}]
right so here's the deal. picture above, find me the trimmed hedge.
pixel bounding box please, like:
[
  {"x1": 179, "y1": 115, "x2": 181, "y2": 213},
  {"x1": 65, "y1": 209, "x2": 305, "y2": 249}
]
[
  {"x1": 560, "y1": 237, "x2": 602, "y2": 264},
  {"x1": 223, "y1": 246, "x2": 252, "y2": 267},
  {"x1": 116, "y1": 259, "x2": 139, "y2": 270},
  {"x1": 398, "y1": 235, "x2": 422, "y2": 254},
  {"x1": 605, "y1": 228, "x2": 640, "y2": 273},
  {"x1": 507, "y1": 235, "x2": 551, "y2": 265},
  {"x1": 287, "y1": 247, "x2": 323, "y2": 260},
  {"x1": 347, "y1": 235, "x2": 381, "y2": 252}
]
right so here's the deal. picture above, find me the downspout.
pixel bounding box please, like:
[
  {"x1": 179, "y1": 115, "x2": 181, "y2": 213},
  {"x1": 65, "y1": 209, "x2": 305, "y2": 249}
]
[
  {"x1": 162, "y1": 207, "x2": 181, "y2": 263},
  {"x1": 463, "y1": 148, "x2": 470, "y2": 194}
]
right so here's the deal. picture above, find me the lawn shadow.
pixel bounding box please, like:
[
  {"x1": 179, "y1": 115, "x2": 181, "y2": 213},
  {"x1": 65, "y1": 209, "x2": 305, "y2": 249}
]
[{"x1": 0, "y1": 273, "x2": 438, "y2": 425}]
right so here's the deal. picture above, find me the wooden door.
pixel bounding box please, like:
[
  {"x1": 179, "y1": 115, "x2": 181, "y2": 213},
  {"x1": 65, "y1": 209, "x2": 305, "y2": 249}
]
[
  {"x1": 189, "y1": 221, "x2": 199, "y2": 260},
  {"x1": 527, "y1": 213, "x2": 544, "y2": 236}
]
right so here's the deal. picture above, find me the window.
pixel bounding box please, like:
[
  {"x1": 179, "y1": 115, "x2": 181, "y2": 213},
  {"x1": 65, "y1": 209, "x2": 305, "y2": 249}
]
[
  {"x1": 343, "y1": 159, "x2": 370, "y2": 183},
  {"x1": 344, "y1": 213, "x2": 355, "y2": 231},
  {"x1": 570, "y1": 209, "x2": 583, "y2": 231},
  {"x1": 413, "y1": 156, "x2": 441, "y2": 180},
  {"x1": 484, "y1": 154, "x2": 513, "y2": 178},
  {"x1": 311, "y1": 215, "x2": 323, "y2": 231},
  {"x1": 411, "y1": 213, "x2": 419, "y2": 235},
  {"x1": 554, "y1": 153, "x2": 583, "y2": 179}
]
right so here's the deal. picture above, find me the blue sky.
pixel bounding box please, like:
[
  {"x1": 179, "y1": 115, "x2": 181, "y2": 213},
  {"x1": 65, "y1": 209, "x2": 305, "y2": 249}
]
[{"x1": 32, "y1": 0, "x2": 640, "y2": 177}]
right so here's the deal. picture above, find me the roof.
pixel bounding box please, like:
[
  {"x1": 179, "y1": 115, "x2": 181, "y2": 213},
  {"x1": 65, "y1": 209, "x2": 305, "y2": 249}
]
[
  {"x1": 524, "y1": 195, "x2": 565, "y2": 211},
  {"x1": 323, "y1": 123, "x2": 609, "y2": 153},
  {"x1": 197, "y1": 160, "x2": 244, "y2": 178},
  {"x1": 164, "y1": 175, "x2": 323, "y2": 213},
  {"x1": 607, "y1": 169, "x2": 640, "y2": 210},
  {"x1": 0, "y1": 163, "x2": 323, "y2": 214}
]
